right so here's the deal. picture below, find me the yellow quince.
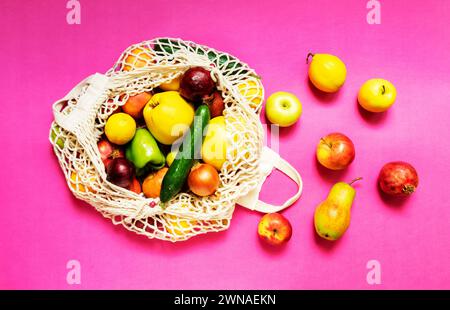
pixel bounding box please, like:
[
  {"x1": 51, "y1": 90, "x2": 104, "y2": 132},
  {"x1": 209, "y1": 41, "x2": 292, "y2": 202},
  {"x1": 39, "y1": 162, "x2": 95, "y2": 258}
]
[{"x1": 143, "y1": 91, "x2": 194, "y2": 145}]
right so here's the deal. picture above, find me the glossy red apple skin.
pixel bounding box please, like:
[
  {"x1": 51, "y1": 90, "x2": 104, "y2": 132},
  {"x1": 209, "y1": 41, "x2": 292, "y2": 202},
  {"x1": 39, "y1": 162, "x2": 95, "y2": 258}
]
[
  {"x1": 316, "y1": 133, "x2": 355, "y2": 170},
  {"x1": 378, "y1": 161, "x2": 419, "y2": 196},
  {"x1": 98, "y1": 139, "x2": 114, "y2": 165},
  {"x1": 258, "y1": 213, "x2": 292, "y2": 246}
]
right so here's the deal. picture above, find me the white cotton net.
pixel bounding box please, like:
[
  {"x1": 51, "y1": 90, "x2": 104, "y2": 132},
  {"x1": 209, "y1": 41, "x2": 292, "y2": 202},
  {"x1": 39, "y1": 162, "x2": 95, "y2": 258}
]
[{"x1": 49, "y1": 38, "x2": 265, "y2": 242}]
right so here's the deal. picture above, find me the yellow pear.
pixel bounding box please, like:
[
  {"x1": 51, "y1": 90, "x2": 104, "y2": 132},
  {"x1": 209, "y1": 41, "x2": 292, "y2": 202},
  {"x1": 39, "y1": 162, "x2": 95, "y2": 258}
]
[{"x1": 314, "y1": 178, "x2": 362, "y2": 241}]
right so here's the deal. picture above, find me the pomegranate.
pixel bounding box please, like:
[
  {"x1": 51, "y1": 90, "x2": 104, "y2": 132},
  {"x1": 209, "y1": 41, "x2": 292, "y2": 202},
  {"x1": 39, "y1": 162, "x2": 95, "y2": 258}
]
[
  {"x1": 378, "y1": 161, "x2": 419, "y2": 196},
  {"x1": 179, "y1": 67, "x2": 215, "y2": 102}
]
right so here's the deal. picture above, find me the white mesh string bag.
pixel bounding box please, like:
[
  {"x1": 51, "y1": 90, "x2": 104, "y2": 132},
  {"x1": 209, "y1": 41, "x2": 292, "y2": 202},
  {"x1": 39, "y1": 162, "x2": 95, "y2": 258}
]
[{"x1": 49, "y1": 38, "x2": 267, "y2": 242}]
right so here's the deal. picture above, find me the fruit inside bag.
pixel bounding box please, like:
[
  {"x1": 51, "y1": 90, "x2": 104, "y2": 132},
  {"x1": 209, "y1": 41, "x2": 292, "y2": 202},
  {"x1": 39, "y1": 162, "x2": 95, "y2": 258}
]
[{"x1": 49, "y1": 38, "x2": 302, "y2": 242}]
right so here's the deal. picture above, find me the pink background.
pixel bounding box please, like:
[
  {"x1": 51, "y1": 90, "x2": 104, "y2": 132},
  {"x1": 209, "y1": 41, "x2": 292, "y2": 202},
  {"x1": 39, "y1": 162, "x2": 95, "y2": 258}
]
[{"x1": 1, "y1": 0, "x2": 449, "y2": 289}]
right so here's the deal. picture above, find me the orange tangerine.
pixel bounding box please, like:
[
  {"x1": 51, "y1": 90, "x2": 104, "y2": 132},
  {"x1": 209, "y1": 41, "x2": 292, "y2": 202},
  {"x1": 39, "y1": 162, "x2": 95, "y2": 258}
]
[
  {"x1": 70, "y1": 172, "x2": 96, "y2": 193},
  {"x1": 122, "y1": 47, "x2": 153, "y2": 71}
]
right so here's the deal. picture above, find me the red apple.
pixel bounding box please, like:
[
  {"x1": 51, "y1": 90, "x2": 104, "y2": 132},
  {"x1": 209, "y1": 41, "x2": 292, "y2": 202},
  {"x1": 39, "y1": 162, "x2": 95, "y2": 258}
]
[
  {"x1": 98, "y1": 139, "x2": 113, "y2": 165},
  {"x1": 316, "y1": 133, "x2": 355, "y2": 170},
  {"x1": 258, "y1": 213, "x2": 292, "y2": 246},
  {"x1": 97, "y1": 139, "x2": 125, "y2": 168}
]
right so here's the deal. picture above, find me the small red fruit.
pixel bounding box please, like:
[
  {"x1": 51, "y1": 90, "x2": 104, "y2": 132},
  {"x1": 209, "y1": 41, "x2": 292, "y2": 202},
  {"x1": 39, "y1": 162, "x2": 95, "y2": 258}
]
[
  {"x1": 98, "y1": 139, "x2": 114, "y2": 165},
  {"x1": 179, "y1": 67, "x2": 215, "y2": 102},
  {"x1": 98, "y1": 139, "x2": 125, "y2": 168},
  {"x1": 128, "y1": 177, "x2": 142, "y2": 194},
  {"x1": 258, "y1": 213, "x2": 292, "y2": 246},
  {"x1": 106, "y1": 158, "x2": 135, "y2": 188},
  {"x1": 378, "y1": 161, "x2": 419, "y2": 196},
  {"x1": 317, "y1": 133, "x2": 355, "y2": 170},
  {"x1": 204, "y1": 91, "x2": 225, "y2": 118}
]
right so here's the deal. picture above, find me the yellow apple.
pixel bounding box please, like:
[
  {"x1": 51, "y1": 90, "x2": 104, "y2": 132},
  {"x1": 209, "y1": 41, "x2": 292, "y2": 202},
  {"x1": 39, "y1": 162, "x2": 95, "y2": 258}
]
[
  {"x1": 265, "y1": 91, "x2": 302, "y2": 127},
  {"x1": 358, "y1": 78, "x2": 397, "y2": 112}
]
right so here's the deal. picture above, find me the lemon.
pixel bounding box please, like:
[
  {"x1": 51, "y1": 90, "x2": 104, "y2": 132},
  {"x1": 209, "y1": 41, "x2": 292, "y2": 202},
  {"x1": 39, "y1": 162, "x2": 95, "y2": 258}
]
[
  {"x1": 105, "y1": 113, "x2": 136, "y2": 145},
  {"x1": 307, "y1": 53, "x2": 347, "y2": 93},
  {"x1": 159, "y1": 76, "x2": 181, "y2": 91},
  {"x1": 166, "y1": 215, "x2": 196, "y2": 236},
  {"x1": 237, "y1": 78, "x2": 263, "y2": 109}
]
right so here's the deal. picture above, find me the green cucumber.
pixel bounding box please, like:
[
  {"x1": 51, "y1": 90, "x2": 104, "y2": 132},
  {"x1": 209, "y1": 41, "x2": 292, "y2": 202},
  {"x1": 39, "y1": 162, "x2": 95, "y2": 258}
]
[{"x1": 160, "y1": 105, "x2": 211, "y2": 203}]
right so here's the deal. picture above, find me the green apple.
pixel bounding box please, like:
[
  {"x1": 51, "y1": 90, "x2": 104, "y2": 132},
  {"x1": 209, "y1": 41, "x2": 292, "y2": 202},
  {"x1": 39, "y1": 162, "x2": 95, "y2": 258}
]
[
  {"x1": 265, "y1": 91, "x2": 302, "y2": 127},
  {"x1": 358, "y1": 78, "x2": 397, "y2": 112}
]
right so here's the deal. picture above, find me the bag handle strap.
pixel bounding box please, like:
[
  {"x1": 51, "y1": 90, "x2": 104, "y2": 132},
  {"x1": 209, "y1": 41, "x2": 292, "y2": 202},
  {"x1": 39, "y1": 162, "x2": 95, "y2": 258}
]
[
  {"x1": 237, "y1": 146, "x2": 303, "y2": 213},
  {"x1": 53, "y1": 73, "x2": 110, "y2": 133}
]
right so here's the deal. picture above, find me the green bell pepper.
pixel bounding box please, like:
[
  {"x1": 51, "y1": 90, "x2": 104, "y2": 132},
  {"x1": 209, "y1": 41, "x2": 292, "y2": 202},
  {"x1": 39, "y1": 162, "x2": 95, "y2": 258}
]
[{"x1": 126, "y1": 128, "x2": 165, "y2": 176}]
